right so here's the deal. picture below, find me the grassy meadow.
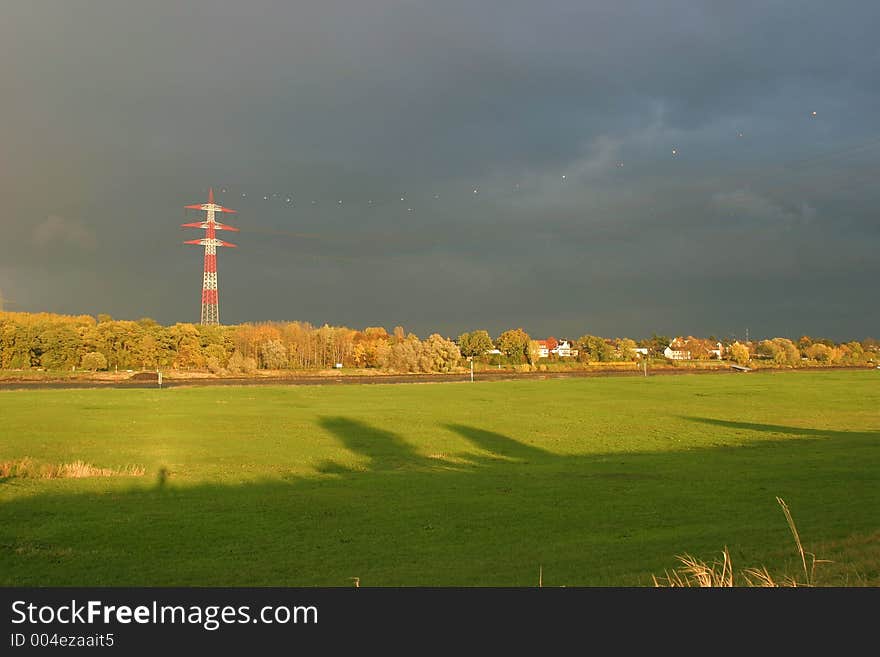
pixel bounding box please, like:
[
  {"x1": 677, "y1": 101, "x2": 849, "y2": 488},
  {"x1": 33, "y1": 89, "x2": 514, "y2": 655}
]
[{"x1": 1, "y1": 370, "x2": 878, "y2": 586}]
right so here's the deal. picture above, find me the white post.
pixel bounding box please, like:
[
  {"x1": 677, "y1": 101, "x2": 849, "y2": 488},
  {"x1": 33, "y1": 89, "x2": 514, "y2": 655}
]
[
  {"x1": 158, "y1": 371, "x2": 162, "y2": 388},
  {"x1": 470, "y1": 358, "x2": 474, "y2": 382}
]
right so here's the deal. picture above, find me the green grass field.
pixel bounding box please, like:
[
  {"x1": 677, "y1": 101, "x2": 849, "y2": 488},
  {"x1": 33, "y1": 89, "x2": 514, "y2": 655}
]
[{"x1": 1, "y1": 370, "x2": 878, "y2": 586}]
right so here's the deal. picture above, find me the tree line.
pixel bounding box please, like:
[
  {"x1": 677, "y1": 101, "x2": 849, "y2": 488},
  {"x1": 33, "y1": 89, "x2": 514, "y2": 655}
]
[
  {"x1": 0, "y1": 313, "x2": 462, "y2": 374},
  {"x1": 0, "y1": 311, "x2": 876, "y2": 374}
]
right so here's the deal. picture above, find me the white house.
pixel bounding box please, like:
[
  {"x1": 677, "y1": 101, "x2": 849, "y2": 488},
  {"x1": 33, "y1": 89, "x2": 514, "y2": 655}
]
[
  {"x1": 555, "y1": 340, "x2": 578, "y2": 358},
  {"x1": 664, "y1": 346, "x2": 691, "y2": 360},
  {"x1": 536, "y1": 339, "x2": 579, "y2": 359}
]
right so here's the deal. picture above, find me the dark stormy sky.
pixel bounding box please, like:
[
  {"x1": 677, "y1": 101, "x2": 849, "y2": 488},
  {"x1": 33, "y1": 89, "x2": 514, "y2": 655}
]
[{"x1": 2, "y1": 1, "x2": 878, "y2": 341}]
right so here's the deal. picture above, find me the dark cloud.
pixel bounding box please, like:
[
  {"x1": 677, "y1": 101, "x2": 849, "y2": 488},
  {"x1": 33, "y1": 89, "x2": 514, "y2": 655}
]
[{"x1": 1, "y1": 1, "x2": 877, "y2": 340}]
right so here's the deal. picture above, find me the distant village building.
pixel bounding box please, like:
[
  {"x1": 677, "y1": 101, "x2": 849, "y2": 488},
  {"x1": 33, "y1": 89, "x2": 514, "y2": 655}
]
[
  {"x1": 663, "y1": 346, "x2": 691, "y2": 360},
  {"x1": 536, "y1": 339, "x2": 579, "y2": 358},
  {"x1": 664, "y1": 339, "x2": 724, "y2": 360},
  {"x1": 555, "y1": 340, "x2": 578, "y2": 357}
]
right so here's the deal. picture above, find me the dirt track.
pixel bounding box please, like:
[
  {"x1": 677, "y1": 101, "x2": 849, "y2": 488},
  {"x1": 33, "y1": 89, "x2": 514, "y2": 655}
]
[{"x1": 4, "y1": 365, "x2": 870, "y2": 390}]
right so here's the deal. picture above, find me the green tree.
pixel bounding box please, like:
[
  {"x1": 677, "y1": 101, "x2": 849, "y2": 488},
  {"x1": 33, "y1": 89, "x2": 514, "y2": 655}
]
[
  {"x1": 93, "y1": 320, "x2": 142, "y2": 370},
  {"x1": 81, "y1": 351, "x2": 108, "y2": 371},
  {"x1": 576, "y1": 335, "x2": 614, "y2": 362},
  {"x1": 168, "y1": 323, "x2": 206, "y2": 369},
  {"x1": 204, "y1": 343, "x2": 229, "y2": 368},
  {"x1": 843, "y1": 341, "x2": 866, "y2": 364},
  {"x1": 1, "y1": 316, "x2": 42, "y2": 367},
  {"x1": 756, "y1": 339, "x2": 781, "y2": 362},
  {"x1": 38, "y1": 324, "x2": 83, "y2": 370},
  {"x1": 614, "y1": 338, "x2": 638, "y2": 361},
  {"x1": 458, "y1": 330, "x2": 494, "y2": 358},
  {"x1": 134, "y1": 332, "x2": 160, "y2": 370},
  {"x1": 496, "y1": 328, "x2": 531, "y2": 365}
]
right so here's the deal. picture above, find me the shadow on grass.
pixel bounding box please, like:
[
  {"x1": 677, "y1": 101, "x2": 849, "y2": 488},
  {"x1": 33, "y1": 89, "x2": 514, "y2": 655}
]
[
  {"x1": 1, "y1": 416, "x2": 878, "y2": 587},
  {"x1": 681, "y1": 416, "x2": 880, "y2": 441},
  {"x1": 317, "y1": 416, "x2": 430, "y2": 472},
  {"x1": 444, "y1": 424, "x2": 551, "y2": 463}
]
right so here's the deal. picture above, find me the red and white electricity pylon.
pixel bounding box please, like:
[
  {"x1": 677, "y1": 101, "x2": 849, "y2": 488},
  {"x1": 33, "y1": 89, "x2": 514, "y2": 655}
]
[{"x1": 182, "y1": 188, "x2": 239, "y2": 326}]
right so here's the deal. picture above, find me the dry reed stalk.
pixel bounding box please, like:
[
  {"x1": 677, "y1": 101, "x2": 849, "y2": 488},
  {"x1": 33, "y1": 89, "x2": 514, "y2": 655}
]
[
  {"x1": 654, "y1": 498, "x2": 830, "y2": 587},
  {"x1": 0, "y1": 457, "x2": 144, "y2": 479}
]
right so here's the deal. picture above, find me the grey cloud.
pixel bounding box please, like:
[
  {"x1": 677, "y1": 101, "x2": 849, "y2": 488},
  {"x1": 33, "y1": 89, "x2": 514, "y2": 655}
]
[
  {"x1": 33, "y1": 215, "x2": 97, "y2": 250},
  {"x1": 711, "y1": 190, "x2": 817, "y2": 230},
  {"x1": 0, "y1": 1, "x2": 877, "y2": 340}
]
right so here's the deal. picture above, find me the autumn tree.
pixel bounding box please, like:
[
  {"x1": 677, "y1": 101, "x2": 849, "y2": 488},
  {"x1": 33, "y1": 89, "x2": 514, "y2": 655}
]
[
  {"x1": 227, "y1": 351, "x2": 257, "y2": 374},
  {"x1": 260, "y1": 339, "x2": 288, "y2": 369},
  {"x1": 806, "y1": 343, "x2": 832, "y2": 363},
  {"x1": 388, "y1": 334, "x2": 422, "y2": 372},
  {"x1": 276, "y1": 321, "x2": 311, "y2": 368},
  {"x1": 772, "y1": 338, "x2": 800, "y2": 366},
  {"x1": 681, "y1": 337, "x2": 716, "y2": 360},
  {"x1": 418, "y1": 334, "x2": 461, "y2": 373},
  {"x1": 728, "y1": 341, "x2": 750, "y2": 366},
  {"x1": 756, "y1": 338, "x2": 796, "y2": 365},
  {"x1": 353, "y1": 327, "x2": 391, "y2": 368},
  {"x1": 837, "y1": 341, "x2": 866, "y2": 365},
  {"x1": 328, "y1": 326, "x2": 357, "y2": 367},
  {"x1": 614, "y1": 338, "x2": 638, "y2": 361},
  {"x1": 364, "y1": 326, "x2": 389, "y2": 340},
  {"x1": 643, "y1": 334, "x2": 671, "y2": 357},
  {"x1": 527, "y1": 340, "x2": 542, "y2": 366}
]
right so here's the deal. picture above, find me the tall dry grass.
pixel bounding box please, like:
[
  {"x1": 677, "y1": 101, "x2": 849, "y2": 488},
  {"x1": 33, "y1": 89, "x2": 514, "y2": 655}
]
[
  {"x1": 0, "y1": 457, "x2": 145, "y2": 479},
  {"x1": 653, "y1": 497, "x2": 831, "y2": 587}
]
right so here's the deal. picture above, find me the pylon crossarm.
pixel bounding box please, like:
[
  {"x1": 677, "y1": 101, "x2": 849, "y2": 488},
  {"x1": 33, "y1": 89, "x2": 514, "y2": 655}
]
[{"x1": 181, "y1": 221, "x2": 240, "y2": 232}]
